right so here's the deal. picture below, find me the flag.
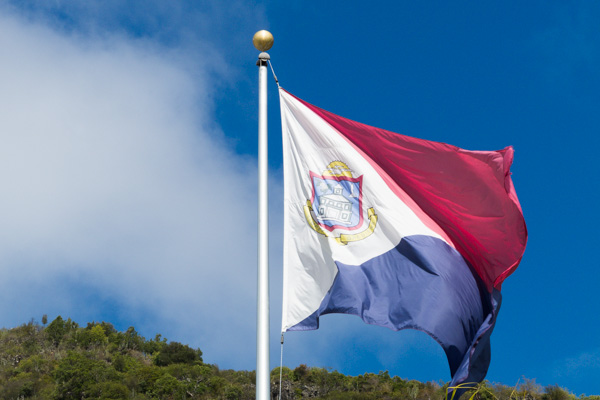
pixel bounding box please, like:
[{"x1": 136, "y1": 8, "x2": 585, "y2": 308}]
[{"x1": 279, "y1": 88, "x2": 527, "y2": 396}]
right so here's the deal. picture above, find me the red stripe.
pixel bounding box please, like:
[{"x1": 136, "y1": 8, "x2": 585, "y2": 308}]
[{"x1": 285, "y1": 90, "x2": 527, "y2": 291}]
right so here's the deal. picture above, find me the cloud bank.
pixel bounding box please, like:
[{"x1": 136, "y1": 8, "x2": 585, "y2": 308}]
[{"x1": 0, "y1": 6, "x2": 269, "y2": 369}]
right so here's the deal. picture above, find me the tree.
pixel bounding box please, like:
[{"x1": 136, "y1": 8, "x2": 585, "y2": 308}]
[
  {"x1": 224, "y1": 384, "x2": 243, "y2": 400},
  {"x1": 542, "y1": 384, "x2": 575, "y2": 400},
  {"x1": 77, "y1": 324, "x2": 108, "y2": 348},
  {"x1": 89, "y1": 381, "x2": 129, "y2": 399},
  {"x1": 153, "y1": 374, "x2": 184, "y2": 398},
  {"x1": 293, "y1": 364, "x2": 309, "y2": 381},
  {"x1": 45, "y1": 316, "x2": 67, "y2": 346},
  {"x1": 52, "y1": 351, "x2": 117, "y2": 399},
  {"x1": 154, "y1": 341, "x2": 202, "y2": 366}
]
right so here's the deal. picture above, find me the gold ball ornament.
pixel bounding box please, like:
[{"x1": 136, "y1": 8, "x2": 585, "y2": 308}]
[{"x1": 253, "y1": 30, "x2": 274, "y2": 52}]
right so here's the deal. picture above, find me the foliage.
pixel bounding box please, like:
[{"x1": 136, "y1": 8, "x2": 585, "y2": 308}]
[
  {"x1": 0, "y1": 317, "x2": 597, "y2": 400},
  {"x1": 154, "y1": 341, "x2": 202, "y2": 366}
]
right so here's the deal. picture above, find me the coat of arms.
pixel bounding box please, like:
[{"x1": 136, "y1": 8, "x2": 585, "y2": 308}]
[{"x1": 304, "y1": 161, "x2": 378, "y2": 245}]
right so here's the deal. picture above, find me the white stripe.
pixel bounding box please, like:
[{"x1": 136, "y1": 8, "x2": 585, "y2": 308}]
[{"x1": 280, "y1": 90, "x2": 445, "y2": 331}]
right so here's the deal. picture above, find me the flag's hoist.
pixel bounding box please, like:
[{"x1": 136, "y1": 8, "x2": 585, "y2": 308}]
[{"x1": 279, "y1": 88, "x2": 527, "y2": 395}]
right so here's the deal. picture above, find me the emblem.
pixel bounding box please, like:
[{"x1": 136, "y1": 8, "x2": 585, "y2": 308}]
[{"x1": 304, "y1": 161, "x2": 378, "y2": 245}]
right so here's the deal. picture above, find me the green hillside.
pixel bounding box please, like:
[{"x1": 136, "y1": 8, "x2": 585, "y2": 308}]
[{"x1": 0, "y1": 317, "x2": 596, "y2": 400}]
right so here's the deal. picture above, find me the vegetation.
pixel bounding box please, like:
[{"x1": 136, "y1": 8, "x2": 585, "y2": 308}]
[{"x1": 0, "y1": 317, "x2": 597, "y2": 399}]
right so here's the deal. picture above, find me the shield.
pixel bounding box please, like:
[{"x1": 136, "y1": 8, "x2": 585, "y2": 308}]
[{"x1": 310, "y1": 171, "x2": 364, "y2": 232}]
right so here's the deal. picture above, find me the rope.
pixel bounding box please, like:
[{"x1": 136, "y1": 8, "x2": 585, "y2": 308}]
[
  {"x1": 278, "y1": 333, "x2": 284, "y2": 400},
  {"x1": 268, "y1": 60, "x2": 280, "y2": 88}
]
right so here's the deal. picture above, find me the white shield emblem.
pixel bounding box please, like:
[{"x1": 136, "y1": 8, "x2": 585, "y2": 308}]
[{"x1": 304, "y1": 161, "x2": 378, "y2": 245}]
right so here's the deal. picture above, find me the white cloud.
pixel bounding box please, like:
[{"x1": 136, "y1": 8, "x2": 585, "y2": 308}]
[
  {"x1": 0, "y1": 7, "x2": 273, "y2": 369},
  {"x1": 552, "y1": 348, "x2": 600, "y2": 379},
  {"x1": 544, "y1": 347, "x2": 600, "y2": 396}
]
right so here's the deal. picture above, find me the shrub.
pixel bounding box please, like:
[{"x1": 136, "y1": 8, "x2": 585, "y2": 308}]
[{"x1": 154, "y1": 341, "x2": 202, "y2": 366}]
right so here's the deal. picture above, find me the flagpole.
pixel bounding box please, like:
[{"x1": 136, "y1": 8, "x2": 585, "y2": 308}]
[{"x1": 254, "y1": 30, "x2": 273, "y2": 400}]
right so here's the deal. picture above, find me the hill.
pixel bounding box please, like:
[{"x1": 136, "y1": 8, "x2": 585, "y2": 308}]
[{"x1": 0, "y1": 317, "x2": 596, "y2": 399}]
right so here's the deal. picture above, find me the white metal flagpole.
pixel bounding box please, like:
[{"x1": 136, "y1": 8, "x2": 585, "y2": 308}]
[{"x1": 253, "y1": 29, "x2": 274, "y2": 400}]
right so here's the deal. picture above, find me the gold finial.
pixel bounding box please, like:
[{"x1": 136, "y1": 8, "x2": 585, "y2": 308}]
[{"x1": 253, "y1": 30, "x2": 274, "y2": 52}]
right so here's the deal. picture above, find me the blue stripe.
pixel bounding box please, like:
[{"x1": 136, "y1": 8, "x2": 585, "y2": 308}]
[{"x1": 290, "y1": 235, "x2": 498, "y2": 390}]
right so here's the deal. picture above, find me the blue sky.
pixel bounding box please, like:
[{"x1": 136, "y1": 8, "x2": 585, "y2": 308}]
[{"x1": 0, "y1": 0, "x2": 598, "y2": 396}]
